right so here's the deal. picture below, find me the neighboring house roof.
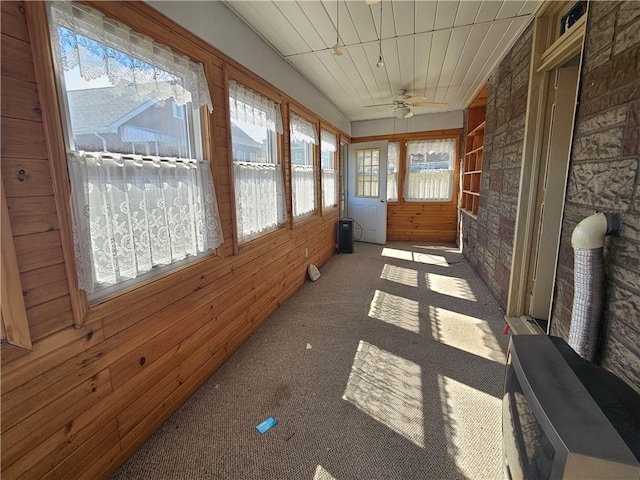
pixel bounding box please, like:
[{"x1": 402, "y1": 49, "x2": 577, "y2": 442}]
[
  {"x1": 67, "y1": 86, "x2": 154, "y2": 133},
  {"x1": 68, "y1": 87, "x2": 266, "y2": 150},
  {"x1": 231, "y1": 123, "x2": 264, "y2": 150}
]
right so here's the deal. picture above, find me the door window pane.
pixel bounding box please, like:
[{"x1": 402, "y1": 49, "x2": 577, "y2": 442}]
[{"x1": 356, "y1": 148, "x2": 380, "y2": 198}]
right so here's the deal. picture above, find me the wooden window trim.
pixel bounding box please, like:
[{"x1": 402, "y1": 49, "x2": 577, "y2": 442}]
[
  {"x1": 226, "y1": 68, "x2": 287, "y2": 253},
  {"x1": 25, "y1": 1, "x2": 222, "y2": 326},
  {"x1": 1, "y1": 181, "x2": 32, "y2": 352},
  {"x1": 25, "y1": 2, "x2": 88, "y2": 327}
]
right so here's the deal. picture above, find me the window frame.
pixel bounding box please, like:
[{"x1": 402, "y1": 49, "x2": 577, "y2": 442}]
[
  {"x1": 403, "y1": 137, "x2": 458, "y2": 203},
  {"x1": 225, "y1": 66, "x2": 287, "y2": 254},
  {"x1": 289, "y1": 108, "x2": 319, "y2": 222},
  {"x1": 27, "y1": 1, "x2": 221, "y2": 324},
  {"x1": 320, "y1": 125, "x2": 340, "y2": 213},
  {"x1": 47, "y1": 1, "x2": 217, "y2": 303}
]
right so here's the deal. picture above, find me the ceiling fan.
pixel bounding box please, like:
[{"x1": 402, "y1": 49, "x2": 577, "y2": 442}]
[{"x1": 365, "y1": 90, "x2": 448, "y2": 118}]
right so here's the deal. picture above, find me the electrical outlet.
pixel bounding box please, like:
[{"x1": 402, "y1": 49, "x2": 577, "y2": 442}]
[{"x1": 305, "y1": 247, "x2": 309, "y2": 258}]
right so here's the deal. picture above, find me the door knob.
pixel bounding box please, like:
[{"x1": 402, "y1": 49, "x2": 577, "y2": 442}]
[{"x1": 380, "y1": 199, "x2": 385, "y2": 203}]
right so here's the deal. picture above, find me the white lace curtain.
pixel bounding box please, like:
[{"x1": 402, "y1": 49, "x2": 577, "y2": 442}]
[
  {"x1": 290, "y1": 112, "x2": 318, "y2": 144},
  {"x1": 290, "y1": 113, "x2": 317, "y2": 217},
  {"x1": 48, "y1": 2, "x2": 213, "y2": 112},
  {"x1": 229, "y1": 80, "x2": 283, "y2": 134},
  {"x1": 404, "y1": 139, "x2": 456, "y2": 202},
  {"x1": 387, "y1": 142, "x2": 399, "y2": 201},
  {"x1": 321, "y1": 129, "x2": 338, "y2": 209},
  {"x1": 405, "y1": 170, "x2": 454, "y2": 201},
  {"x1": 292, "y1": 165, "x2": 316, "y2": 217},
  {"x1": 229, "y1": 81, "x2": 286, "y2": 242},
  {"x1": 69, "y1": 152, "x2": 223, "y2": 293},
  {"x1": 320, "y1": 129, "x2": 337, "y2": 154},
  {"x1": 234, "y1": 162, "x2": 286, "y2": 243},
  {"x1": 322, "y1": 169, "x2": 338, "y2": 209}
]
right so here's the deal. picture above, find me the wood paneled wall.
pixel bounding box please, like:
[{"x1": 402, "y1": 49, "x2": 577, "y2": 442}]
[
  {"x1": 353, "y1": 130, "x2": 462, "y2": 243},
  {"x1": 0, "y1": 2, "x2": 341, "y2": 478}
]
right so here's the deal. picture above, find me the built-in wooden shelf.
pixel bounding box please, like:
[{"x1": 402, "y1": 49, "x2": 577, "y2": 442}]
[{"x1": 461, "y1": 85, "x2": 487, "y2": 217}]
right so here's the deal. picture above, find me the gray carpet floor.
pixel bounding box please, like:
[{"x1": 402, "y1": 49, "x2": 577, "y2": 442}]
[{"x1": 112, "y1": 241, "x2": 509, "y2": 480}]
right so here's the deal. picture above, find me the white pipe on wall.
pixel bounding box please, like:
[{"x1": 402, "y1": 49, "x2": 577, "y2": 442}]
[{"x1": 568, "y1": 212, "x2": 620, "y2": 361}]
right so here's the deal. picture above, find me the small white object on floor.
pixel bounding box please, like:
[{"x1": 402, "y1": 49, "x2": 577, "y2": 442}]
[
  {"x1": 306, "y1": 343, "x2": 312, "y2": 350},
  {"x1": 307, "y1": 264, "x2": 321, "y2": 281}
]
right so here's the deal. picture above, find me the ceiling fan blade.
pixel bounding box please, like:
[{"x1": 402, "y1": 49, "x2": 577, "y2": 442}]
[
  {"x1": 405, "y1": 95, "x2": 427, "y2": 104},
  {"x1": 404, "y1": 110, "x2": 414, "y2": 118},
  {"x1": 364, "y1": 103, "x2": 395, "y2": 108},
  {"x1": 411, "y1": 101, "x2": 449, "y2": 108}
]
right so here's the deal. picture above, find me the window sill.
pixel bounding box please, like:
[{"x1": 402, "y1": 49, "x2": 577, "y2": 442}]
[
  {"x1": 292, "y1": 212, "x2": 320, "y2": 228},
  {"x1": 235, "y1": 224, "x2": 289, "y2": 256},
  {"x1": 321, "y1": 205, "x2": 339, "y2": 216},
  {"x1": 86, "y1": 249, "x2": 222, "y2": 327},
  {"x1": 88, "y1": 250, "x2": 218, "y2": 306}
]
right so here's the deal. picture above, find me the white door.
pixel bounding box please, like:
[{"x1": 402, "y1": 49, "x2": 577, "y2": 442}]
[{"x1": 347, "y1": 141, "x2": 388, "y2": 244}]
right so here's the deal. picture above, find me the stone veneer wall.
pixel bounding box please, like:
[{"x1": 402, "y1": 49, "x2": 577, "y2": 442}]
[
  {"x1": 461, "y1": 25, "x2": 533, "y2": 310},
  {"x1": 550, "y1": 1, "x2": 640, "y2": 393}
]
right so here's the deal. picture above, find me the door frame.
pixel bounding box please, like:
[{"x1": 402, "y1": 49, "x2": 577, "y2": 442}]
[
  {"x1": 506, "y1": 1, "x2": 588, "y2": 324},
  {"x1": 346, "y1": 141, "x2": 389, "y2": 244}
]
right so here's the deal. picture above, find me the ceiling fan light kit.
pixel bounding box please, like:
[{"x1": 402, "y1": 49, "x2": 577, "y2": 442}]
[{"x1": 395, "y1": 106, "x2": 411, "y2": 119}]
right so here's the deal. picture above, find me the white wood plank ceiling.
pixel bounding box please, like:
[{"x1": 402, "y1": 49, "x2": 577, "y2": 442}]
[{"x1": 224, "y1": 1, "x2": 542, "y2": 121}]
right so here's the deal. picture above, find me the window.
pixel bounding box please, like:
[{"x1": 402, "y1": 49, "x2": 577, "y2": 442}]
[
  {"x1": 290, "y1": 112, "x2": 318, "y2": 219},
  {"x1": 229, "y1": 80, "x2": 286, "y2": 244},
  {"x1": 404, "y1": 139, "x2": 456, "y2": 202},
  {"x1": 321, "y1": 129, "x2": 338, "y2": 209},
  {"x1": 172, "y1": 102, "x2": 185, "y2": 120},
  {"x1": 387, "y1": 142, "x2": 399, "y2": 201},
  {"x1": 48, "y1": 1, "x2": 223, "y2": 297},
  {"x1": 355, "y1": 148, "x2": 380, "y2": 198}
]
